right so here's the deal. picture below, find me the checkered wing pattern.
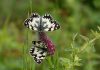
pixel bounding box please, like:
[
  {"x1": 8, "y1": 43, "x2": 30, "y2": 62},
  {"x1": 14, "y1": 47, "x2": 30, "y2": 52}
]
[
  {"x1": 42, "y1": 14, "x2": 60, "y2": 31},
  {"x1": 29, "y1": 41, "x2": 47, "y2": 64},
  {"x1": 24, "y1": 13, "x2": 40, "y2": 31},
  {"x1": 24, "y1": 13, "x2": 60, "y2": 31}
]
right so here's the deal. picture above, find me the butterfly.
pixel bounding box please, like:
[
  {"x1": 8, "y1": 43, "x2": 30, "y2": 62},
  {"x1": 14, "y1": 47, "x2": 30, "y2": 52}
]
[
  {"x1": 29, "y1": 41, "x2": 48, "y2": 64},
  {"x1": 24, "y1": 13, "x2": 60, "y2": 31}
]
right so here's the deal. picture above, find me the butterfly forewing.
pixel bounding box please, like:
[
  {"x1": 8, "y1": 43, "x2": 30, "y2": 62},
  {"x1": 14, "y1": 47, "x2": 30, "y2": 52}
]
[
  {"x1": 42, "y1": 14, "x2": 60, "y2": 31},
  {"x1": 24, "y1": 13, "x2": 40, "y2": 31},
  {"x1": 29, "y1": 41, "x2": 47, "y2": 64}
]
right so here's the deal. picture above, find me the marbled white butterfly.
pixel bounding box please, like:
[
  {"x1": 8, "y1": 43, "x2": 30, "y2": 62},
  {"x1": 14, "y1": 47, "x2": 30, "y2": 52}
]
[
  {"x1": 24, "y1": 13, "x2": 60, "y2": 31},
  {"x1": 29, "y1": 41, "x2": 48, "y2": 64}
]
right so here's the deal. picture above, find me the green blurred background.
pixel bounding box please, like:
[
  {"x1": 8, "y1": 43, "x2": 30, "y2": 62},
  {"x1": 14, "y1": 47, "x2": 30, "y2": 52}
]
[{"x1": 0, "y1": 0, "x2": 100, "y2": 70}]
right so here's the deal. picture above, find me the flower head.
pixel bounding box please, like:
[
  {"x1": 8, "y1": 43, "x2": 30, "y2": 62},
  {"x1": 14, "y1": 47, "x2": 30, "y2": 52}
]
[{"x1": 38, "y1": 32, "x2": 55, "y2": 55}]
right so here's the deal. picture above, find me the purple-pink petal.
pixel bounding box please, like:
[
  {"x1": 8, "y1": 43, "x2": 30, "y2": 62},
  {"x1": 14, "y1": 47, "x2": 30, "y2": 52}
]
[{"x1": 38, "y1": 32, "x2": 55, "y2": 55}]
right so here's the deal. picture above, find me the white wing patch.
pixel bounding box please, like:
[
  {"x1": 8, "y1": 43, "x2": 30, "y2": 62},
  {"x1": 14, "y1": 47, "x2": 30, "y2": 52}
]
[
  {"x1": 29, "y1": 41, "x2": 47, "y2": 64},
  {"x1": 24, "y1": 13, "x2": 40, "y2": 31}
]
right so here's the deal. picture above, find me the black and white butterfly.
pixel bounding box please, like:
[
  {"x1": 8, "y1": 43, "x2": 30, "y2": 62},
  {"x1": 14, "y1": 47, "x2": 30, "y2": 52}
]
[
  {"x1": 29, "y1": 41, "x2": 48, "y2": 64},
  {"x1": 24, "y1": 13, "x2": 60, "y2": 31}
]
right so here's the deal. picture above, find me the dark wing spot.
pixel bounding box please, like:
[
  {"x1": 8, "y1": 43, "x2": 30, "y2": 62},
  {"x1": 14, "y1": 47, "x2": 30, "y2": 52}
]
[
  {"x1": 43, "y1": 14, "x2": 52, "y2": 20},
  {"x1": 31, "y1": 13, "x2": 39, "y2": 18}
]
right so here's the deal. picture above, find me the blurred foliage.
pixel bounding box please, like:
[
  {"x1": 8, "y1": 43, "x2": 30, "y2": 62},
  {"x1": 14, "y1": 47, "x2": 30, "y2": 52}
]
[{"x1": 0, "y1": 0, "x2": 100, "y2": 70}]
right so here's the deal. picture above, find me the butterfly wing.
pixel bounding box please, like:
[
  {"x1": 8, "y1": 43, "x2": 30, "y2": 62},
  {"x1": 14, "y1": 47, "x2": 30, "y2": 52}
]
[
  {"x1": 42, "y1": 14, "x2": 60, "y2": 31},
  {"x1": 24, "y1": 13, "x2": 40, "y2": 31},
  {"x1": 29, "y1": 41, "x2": 47, "y2": 64},
  {"x1": 24, "y1": 13, "x2": 60, "y2": 31}
]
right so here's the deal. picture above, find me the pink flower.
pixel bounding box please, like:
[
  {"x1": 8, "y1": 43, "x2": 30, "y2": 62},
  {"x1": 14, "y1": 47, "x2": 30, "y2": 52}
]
[{"x1": 38, "y1": 32, "x2": 55, "y2": 55}]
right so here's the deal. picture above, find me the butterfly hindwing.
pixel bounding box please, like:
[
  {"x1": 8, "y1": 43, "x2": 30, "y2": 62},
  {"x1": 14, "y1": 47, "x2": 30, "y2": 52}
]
[
  {"x1": 29, "y1": 41, "x2": 47, "y2": 64},
  {"x1": 24, "y1": 13, "x2": 40, "y2": 31}
]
